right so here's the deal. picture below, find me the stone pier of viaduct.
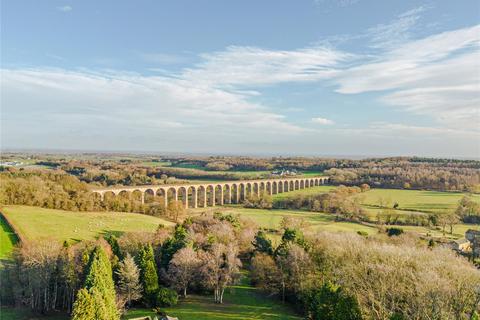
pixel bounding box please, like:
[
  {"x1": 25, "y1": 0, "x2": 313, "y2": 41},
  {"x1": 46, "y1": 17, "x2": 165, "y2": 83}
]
[{"x1": 92, "y1": 176, "x2": 330, "y2": 209}]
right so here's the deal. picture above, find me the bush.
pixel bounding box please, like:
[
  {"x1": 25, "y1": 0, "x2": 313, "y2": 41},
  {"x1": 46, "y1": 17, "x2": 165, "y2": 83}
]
[
  {"x1": 155, "y1": 287, "x2": 178, "y2": 307},
  {"x1": 243, "y1": 192, "x2": 273, "y2": 209},
  {"x1": 386, "y1": 227, "x2": 404, "y2": 237}
]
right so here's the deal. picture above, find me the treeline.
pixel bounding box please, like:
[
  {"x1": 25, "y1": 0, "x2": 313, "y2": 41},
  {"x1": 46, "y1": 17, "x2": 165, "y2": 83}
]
[
  {"x1": 167, "y1": 156, "x2": 480, "y2": 192},
  {"x1": 0, "y1": 171, "x2": 178, "y2": 217},
  {"x1": 326, "y1": 166, "x2": 479, "y2": 192},
  {"x1": 56, "y1": 160, "x2": 265, "y2": 186},
  {"x1": 0, "y1": 170, "x2": 96, "y2": 211},
  {"x1": 250, "y1": 226, "x2": 480, "y2": 319}
]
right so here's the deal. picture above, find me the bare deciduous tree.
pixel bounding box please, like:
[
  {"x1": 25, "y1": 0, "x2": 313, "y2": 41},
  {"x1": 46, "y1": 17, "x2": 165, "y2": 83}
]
[{"x1": 167, "y1": 247, "x2": 200, "y2": 297}]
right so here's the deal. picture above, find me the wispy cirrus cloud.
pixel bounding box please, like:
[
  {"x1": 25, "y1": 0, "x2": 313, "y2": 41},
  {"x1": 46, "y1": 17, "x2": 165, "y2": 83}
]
[
  {"x1": 335, "y1": 24, "x2": 480, "y2": 129},
  {"x1": 367, "y1": 6, "x2": 428, "y2": 49},
  {"x1": 181, "y1": 45, "x2": 351, "y2": 87}
]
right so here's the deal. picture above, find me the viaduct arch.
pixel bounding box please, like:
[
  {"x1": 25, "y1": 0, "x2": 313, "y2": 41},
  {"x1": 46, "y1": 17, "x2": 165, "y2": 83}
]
[{"x1": 92, "y1": 176, "x2": 330, "y2": 209}]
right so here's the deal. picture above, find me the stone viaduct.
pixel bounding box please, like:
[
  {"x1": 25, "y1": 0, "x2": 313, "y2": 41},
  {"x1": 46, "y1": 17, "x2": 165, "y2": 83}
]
[{"x1": 92, "y1": 176, "x2": 330, "y2": 209}]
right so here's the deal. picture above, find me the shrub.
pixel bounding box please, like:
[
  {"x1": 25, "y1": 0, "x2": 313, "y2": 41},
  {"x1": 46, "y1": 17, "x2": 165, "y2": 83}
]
[
  {"x1": 386, "y1": 227, "x2": 404, "y2": 237},
  {"x1": 155, "y1": 287, "x2": 178, "y2": 307}
]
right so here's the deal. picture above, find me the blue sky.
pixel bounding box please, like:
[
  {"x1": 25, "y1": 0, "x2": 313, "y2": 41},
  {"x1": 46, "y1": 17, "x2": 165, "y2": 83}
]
[{"x1": 1, "y1": 0, "x2": 479, "y2": 158}]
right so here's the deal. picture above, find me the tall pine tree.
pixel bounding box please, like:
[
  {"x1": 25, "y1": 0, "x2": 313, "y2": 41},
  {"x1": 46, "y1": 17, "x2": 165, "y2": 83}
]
[
  {"x1": 71, "y1": 288, "x2": 95, "y2": 320},
  {"x1": 72, "y1": 245, "x2": 119, "y2": 320},
  {"x1": 137, "y1": 244, "x2": 159, "y2": 305}
]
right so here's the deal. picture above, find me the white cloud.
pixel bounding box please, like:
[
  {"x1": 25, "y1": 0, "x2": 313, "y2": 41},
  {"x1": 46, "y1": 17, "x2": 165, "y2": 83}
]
[
  {"x1": 181, "y1": 45, "x2": 351, "y2": 87},
  {"x1": 1, "y1": 68, "x2": 308, "y2": 152},
  {"x1": 334, "y1": 25, "x2": 480, "y2": 129},
  {"x1": 57, "y1": 5, "x2": 72, "y2": 12},
  {"x1": 367, "y1": 6, "x2": 427, "y2": 49},
  {"x1": 312, "y1": 117, "x2": 335, "y2": 125}
]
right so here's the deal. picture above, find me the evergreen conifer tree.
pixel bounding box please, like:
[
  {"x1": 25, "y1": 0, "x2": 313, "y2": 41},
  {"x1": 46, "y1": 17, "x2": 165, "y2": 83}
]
[
  {"x1": 137, "y1": 244, "x2": 159, "y2": 304},
  {"x1": 71, "y1": 288, "x2": 95, "y2": 320},
  {"x1": 72, "y1": 245, "x2": 119, "y2": 320}
]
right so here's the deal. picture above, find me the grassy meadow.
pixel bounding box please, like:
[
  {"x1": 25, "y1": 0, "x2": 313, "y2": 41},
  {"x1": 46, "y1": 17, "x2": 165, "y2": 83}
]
[
  {"x1": 218, "y1": 207, "x2": 377, "y2": 235},
  {"x1": 0, "y1": 206, "x2": 173, "y2": 245},
  {"x1": 356, "y1": 188, "x2": 480, "y2": 213},
  {"x1": 0, "y1": 215, "x2": 18, "y2": 259},
  {"x1": 124, "y1": 275, "x2": 300, "y2": 320}
]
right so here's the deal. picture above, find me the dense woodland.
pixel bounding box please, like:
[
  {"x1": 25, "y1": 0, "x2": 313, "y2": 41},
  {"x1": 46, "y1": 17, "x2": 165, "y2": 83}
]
[{"x1": 1, "y1": 213, "x2": 479, "y2": 319}]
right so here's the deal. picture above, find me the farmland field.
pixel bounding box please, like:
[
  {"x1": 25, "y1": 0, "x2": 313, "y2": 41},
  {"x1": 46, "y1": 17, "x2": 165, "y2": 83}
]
[
  {"x1": 1, "y1": 206, "x2": 173, "y2": 244},
  {"x1": 212, "y1": 207, "x2": 378, "y2": 237},
  {"x1": 356, "y1": 188, "x2": 480, "y2": 213}
]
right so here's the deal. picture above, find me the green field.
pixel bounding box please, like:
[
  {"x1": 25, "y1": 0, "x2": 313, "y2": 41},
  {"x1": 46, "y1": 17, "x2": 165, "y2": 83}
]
[
  {"x1": 0, "y1": 215, "x2": 18, "y2": 259},
  {"x1": 298, "y1": 171, "x2": 326, "y2": 177},
  {"x1": 217, "y1": 185, "x2": 480, "y2": 240},
  {"x1": 357, "y1": 188, "x2": 480, "y2": 213},
  {"x1": 1, "y1": 206, "x2": 174, "y2": 244},
  {"x1": 220, "y1": 206, "x2": 477, "y2": 240},
  {"x1": 215, "y1": 207, "x2": 378, "y2": 237},
  {"x1": 125, "y1": 275, "x2": 300, "y2": 320}
]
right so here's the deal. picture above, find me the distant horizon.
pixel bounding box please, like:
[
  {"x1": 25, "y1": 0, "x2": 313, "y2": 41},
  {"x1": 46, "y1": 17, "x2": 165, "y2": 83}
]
[{"x1": 2, "y1": 147, "x2": 479, "y2": 161}]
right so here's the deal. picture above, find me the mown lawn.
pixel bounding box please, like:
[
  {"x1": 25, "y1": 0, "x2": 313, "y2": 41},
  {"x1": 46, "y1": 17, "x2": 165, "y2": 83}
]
[
  {"x1": 1, "y1": 206, "x2": 174, "y2": 244},
  {"x1": 0, "y1": 214, "x2": 18, "y2": 259},
  {"x1": 124, "y1": 276, "x2": 301, "y2": 320}
]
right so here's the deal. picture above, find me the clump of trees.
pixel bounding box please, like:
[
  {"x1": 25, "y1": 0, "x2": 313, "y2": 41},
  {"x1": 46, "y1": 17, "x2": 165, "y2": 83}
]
[
  {"x1": 456, "y1": 196, "x2": 480, "y2": 223},
  {"x1": 243, "y1": 192, "x2": 273, "y2": 209},
  {"x1": 274, "y1": 186, "x2": 367, "y2": 222}
]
